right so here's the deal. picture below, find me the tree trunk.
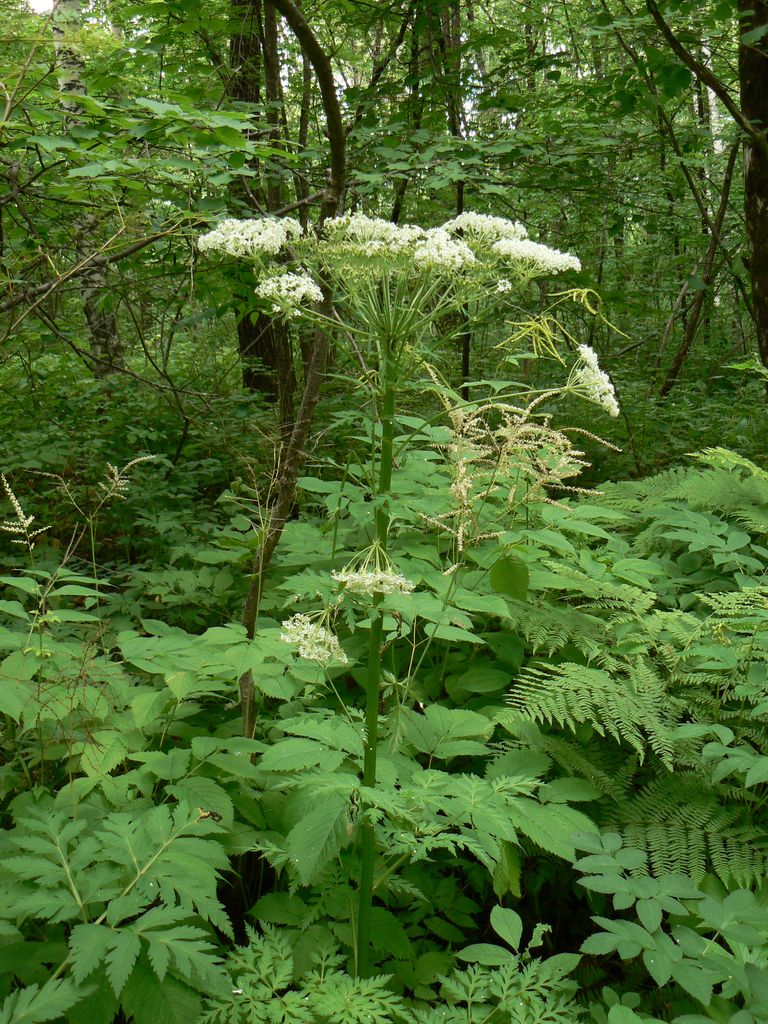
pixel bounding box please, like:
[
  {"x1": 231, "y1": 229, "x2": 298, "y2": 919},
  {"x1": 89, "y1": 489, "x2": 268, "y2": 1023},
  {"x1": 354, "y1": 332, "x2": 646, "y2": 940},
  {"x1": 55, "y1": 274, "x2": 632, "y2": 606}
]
[
  {"x1": 229, "y1": 0, "x2": 296, "y2": 415},
  {"x1": 52, "y1": 0, "x2": 122, "y2": 377},
  {"x1": 739, "y1": 0, "x2": 768, "y2": 367}
]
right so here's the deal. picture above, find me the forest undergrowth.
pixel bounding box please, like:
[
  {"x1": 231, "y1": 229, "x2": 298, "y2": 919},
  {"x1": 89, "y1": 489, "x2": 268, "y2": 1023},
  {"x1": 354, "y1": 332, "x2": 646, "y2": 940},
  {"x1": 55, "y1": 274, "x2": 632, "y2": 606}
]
[{"x1": 1, "y1": 211, "x2": 768, "y2": 1024}]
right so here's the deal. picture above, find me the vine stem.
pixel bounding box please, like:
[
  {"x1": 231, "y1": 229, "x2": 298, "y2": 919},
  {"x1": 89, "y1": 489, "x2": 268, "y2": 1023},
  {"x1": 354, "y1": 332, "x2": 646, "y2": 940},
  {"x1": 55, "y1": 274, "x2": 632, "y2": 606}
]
[{"x1": 355, "y1": 347, "x2": 396, "y2": 978}]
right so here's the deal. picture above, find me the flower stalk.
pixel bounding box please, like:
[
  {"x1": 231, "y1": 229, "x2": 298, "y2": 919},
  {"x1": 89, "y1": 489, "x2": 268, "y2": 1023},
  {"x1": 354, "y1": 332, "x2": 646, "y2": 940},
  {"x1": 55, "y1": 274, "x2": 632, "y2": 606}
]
[{"x1": 356, "y1": 341, "x2": 396, "y2": 978}]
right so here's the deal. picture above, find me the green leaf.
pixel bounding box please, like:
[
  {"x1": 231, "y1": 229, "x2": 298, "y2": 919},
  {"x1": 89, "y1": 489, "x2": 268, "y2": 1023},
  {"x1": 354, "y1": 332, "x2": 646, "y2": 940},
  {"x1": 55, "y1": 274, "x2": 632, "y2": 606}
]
[
  {"x1": 456, "y1": 943, "x2": 515, "y2": 965},
  {"x1": 643, "y1": 946, "x2": 673, "y2": 987},
  {"x1": 0, "y1": 576, "x2": 40, "y2": 595},
  {"x1": 106, "y1": 931, "x2": 141, "y2": 996},
  {"x1": 741, "y1": 24, "x2": 768, "y2": 44},
  {"x1": 581, "y1": 932, "x2": 619, "y2": 955},
  {"x1": 167, "y1": 777, "x2": 234, "y2": 827},
  {"x1": 671, "y1": 961, "x2": 713, "y2": 1005},
  {"x1": 121, "y1": 956, "x2": 202, "y2": 1024},
  {"x1": 0, "y1": 979, "x2": 83, "y2": 1024},
  {"x1": 69, "y1": 924, "x2": 112, "y2": 985},
  {"x1": 422, "y1": 622, "x2": 485, "y2": 644},
  {"x1": 490, "y1": 906, "x2": 523, "y2": 951},
  {"x1": 635, "y1": 899, "x2": 662, "y2": 933},
  {"x1": 260, "y1": 738, "x2": 345, "y2": 773},
  {"x1": 369, "y1": 907, "x2": 413, "y2": 960},
  {"x1": 285, "y1": 793, "x2": 350, "y2": 885},
  {"x1": 0, "y1": 600, "x2": 30, "y2": 621},
  {"x1": 490, "y1": 556, "x2": 529, "y2": 601}
]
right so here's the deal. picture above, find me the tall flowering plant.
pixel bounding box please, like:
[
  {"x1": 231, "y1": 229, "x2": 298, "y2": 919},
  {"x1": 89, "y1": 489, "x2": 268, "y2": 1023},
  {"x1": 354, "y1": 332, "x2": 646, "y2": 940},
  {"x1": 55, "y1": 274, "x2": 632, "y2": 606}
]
[{"x1": 198, "y1": 209, "x2": 620, "y2": 975}]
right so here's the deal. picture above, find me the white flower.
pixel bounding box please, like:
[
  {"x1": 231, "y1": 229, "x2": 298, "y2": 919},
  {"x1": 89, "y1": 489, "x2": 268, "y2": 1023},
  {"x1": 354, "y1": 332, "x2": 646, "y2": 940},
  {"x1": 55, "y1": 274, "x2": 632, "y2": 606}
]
[
  {"x1": 413, "y1": 228, "x2": 476, "y2": 271},
  {"x1": 1, "y1": 473, "x2": 49, "y2": 547},
  {"x1": 442, "y1": 212, "x2": 528, "y2": 244},
  {"x1": 496, "y1": 279, "x2": 513, "y2": 294},
  {"x1": 491, "y1": 237, "x2": 581, "y2": 275},
  {"x1": 332, "y1": 568, "x2": 415, "y2": 596},
  {"x1": 255, "y1": 271, "x2": 323, "y2": 316},
  {"x1": 198, "y1": 217, "x2": 302, "y2": 258},
  {"x1": 323, "y1": 213, "x2": 423, "y2": 256},
  {"x1": 570, "y1": 344, "x2": 620, "y2": 417},
  {"x1": 280, "y1": 613, "x2": 348, "y2": 665}
]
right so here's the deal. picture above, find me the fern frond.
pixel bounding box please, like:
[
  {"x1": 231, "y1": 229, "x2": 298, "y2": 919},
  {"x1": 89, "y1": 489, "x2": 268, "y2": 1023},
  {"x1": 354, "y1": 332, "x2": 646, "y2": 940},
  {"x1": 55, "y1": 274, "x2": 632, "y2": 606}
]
[{"x1": 507, "y1": 660, "x2": 680, "y2": 768}]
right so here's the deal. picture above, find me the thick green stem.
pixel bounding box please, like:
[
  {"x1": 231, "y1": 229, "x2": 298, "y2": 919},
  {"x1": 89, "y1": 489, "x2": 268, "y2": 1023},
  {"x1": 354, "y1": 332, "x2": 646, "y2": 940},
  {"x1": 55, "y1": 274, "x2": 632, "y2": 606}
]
[{"x1": 356, "y1": 350, "x2": 396, "y2": 978}]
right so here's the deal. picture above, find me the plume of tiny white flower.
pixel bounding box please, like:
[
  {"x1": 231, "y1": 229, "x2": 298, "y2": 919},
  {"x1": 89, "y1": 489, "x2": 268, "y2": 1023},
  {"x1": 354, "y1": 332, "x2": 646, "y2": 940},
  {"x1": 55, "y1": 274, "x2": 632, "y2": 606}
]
[
  {"x1": 569, "y1": 344, "x2": 620, "y2": 417},
  {"x1": 492, "y1": 237, "x2": 581, "y2": 275},
  {"x1": 198, "y1": 217, "x2": 302, "y2": 258},
  {"x1": 280, "y1": 613, "x2": 348, "y2": 665},
  {"x1": 413, "y1": 228, "x2": 476, "y2": 272},
  {"x1": 496, "y1": 279, "x2": 513, "y2": 294},
  {"x1": 98, "y1": 456, "x2": 156, "y2": 502},
  {"x1": 332, "y1": 568, "x2": 415, "y2": 596},
  {"x1": 1, "y1": 474, "x2": 49, "y2": 548},
  {"x1": 255, "y1": 271, "x2": 323, "y2": 316},
  {"x1": 442, "y1": 212, "x2": 528, "y2": 244}
]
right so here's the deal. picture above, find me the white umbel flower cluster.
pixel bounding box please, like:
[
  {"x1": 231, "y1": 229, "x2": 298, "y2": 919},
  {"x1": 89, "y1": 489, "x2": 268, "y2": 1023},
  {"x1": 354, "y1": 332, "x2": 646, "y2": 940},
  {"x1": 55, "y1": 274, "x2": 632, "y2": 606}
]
[
  {"x1": 198, "y1": 217, "x2": 302, "y2": 258},
  {"x1": 280, "y1": 613, "x2": 348, "y2": 666},
  {"x1": 492, "y1": 237, "x2": 581, "y2": 275},
  {"x1": 571, "y1": 344, "x2": 620, "y2": 418},
  {"x1": 324, "y1": 213, "x2": 424, "y2": 255},
  {"x1": 331, "y1": 568, "x2": 415, "y2": 596},
  {"x1": 496, "y1": 279, "x2": 513, "y2": 294},
  {"x1": 413, "y1": 228, "x2": 476, "y2": 271},
  {"x1": 443, "y1": 212, "x2": 528, "y2": 244},
  {"x1": 255, "y1": 271, "x2": 323, "y2": 315}
]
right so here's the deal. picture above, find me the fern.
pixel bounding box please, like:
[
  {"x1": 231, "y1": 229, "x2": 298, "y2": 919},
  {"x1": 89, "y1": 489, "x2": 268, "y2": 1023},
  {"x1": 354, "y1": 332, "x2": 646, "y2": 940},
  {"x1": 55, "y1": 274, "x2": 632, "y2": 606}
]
[
  {"x1": 505, "y1": 660, "x2": 681, "y2": 768},
  {"x1": 607, "y1": 773, "x2": 767, "y2": 886}
]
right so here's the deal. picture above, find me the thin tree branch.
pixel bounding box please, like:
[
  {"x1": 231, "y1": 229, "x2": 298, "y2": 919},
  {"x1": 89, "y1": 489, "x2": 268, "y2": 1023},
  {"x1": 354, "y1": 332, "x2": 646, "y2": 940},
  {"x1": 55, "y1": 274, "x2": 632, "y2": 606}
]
[{"x1": 646, "y1": 0, "x2": 768, "y2": 161}]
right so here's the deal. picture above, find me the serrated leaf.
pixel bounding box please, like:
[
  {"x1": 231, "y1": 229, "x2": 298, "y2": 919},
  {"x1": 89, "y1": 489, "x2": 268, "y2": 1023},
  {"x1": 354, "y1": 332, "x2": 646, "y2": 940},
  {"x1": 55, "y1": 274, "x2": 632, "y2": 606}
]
[
  {"x1": 167, "y1": 777, "x2": 234, "y2": 827},
  {"x1": 69, "y1": 924, "x2": 112, "y2": 985},
  {"x1": 671, "y1": 961, "x2": 713, "y2": 1005},
  {"x1": 490, "y1": 556, "x2": 529, "y2": 601},
  {"x1": 260, "y1": 738, "x2": 345, "y2": 773},
  {"x1": 643, "y1": 946, "x2": 673, "y2": 987},
  {"x1": 580, "y1": 932, "x2": 619, "y2": 955},
  {"x1": 0, "y1": 979, "x2": 82, "y2": 1024},
  {"x1": 285, "y1": 793, "x2": 349, "y2": 885},
  {"x1": 121, "y1": 956, "x2": 202, "y2": 1024},
  {"x1": 106, "y1": 931, "x2": 141, "y2": 996}
]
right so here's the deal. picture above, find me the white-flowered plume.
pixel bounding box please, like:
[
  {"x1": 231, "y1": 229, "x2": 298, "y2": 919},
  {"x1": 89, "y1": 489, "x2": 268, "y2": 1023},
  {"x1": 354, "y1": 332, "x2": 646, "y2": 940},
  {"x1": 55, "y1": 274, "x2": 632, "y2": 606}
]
[
  {"x1": 332, "y1": 568, "x2": 415, "y2": 596},
  {"x1": 198, "y1": 217, "x2": 302, "y2": 258},
  {"x1": 413, "y1": 228, "x2": 476, "y2": 271},
  {"x1": 256, "y1": 271, "x2": 323, "y2": 315},
  {"x1": 280, "y1": 613, "x2": 348, "y2": 666},
  {"x1": 323, "y1": 213, "x2": 424, "y2": 256},
  {"x1": 491, "y1": 237, "x2": 581, "y2": 275},
  {"x1": 442, "y1": 212, "x2": 528, "y2": 244},
  {"x1": 570, "y1": 344, "x2": 620, "y2": 417}
]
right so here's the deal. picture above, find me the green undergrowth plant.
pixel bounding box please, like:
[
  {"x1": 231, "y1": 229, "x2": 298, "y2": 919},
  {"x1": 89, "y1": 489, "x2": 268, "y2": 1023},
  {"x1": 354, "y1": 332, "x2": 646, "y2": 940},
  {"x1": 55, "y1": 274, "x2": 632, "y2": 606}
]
[{"x1": 3, "y1": 211, "x2": 768, "y2": 1024}]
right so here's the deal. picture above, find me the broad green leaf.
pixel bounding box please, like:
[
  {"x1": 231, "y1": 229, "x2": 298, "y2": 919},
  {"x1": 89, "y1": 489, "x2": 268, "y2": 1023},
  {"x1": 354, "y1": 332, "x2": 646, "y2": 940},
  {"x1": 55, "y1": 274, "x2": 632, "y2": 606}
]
[
  {"x1": 490, "y1": 905, "x2": 523, "y2": 950},
  {"x1": 456, "y1": 943, "x2": 514, "y2": 965},
  {"x1": 490, "y1": 556, "x2": 529, "y2": 601}
]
